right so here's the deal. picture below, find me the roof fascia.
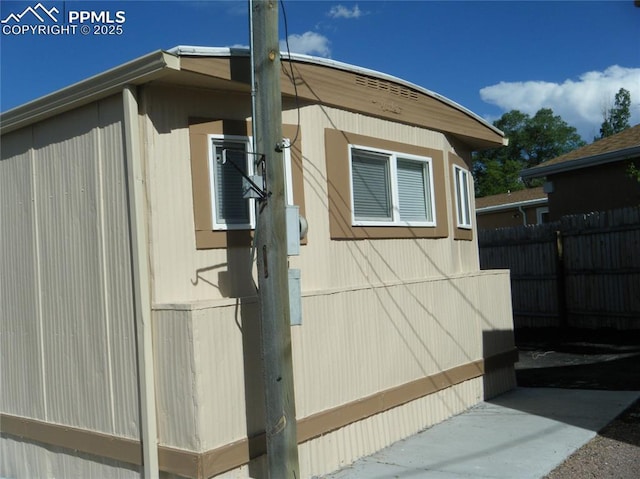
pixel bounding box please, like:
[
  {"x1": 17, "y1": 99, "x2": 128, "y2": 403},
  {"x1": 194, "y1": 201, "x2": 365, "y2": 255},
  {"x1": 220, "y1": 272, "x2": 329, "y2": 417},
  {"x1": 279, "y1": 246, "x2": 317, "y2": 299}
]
[
  {"x1": 1, "y1": 50, "x2": 180, "y2": 135},
  {"x1": 476, "y1": 197, "x2": 548, "y2": 214},
  {"x1": 521, "y1": 145, "x2": 640, "y2": 179},
  {"x1": 168, "y1": 45, "x2": 505, "y2": 141}
]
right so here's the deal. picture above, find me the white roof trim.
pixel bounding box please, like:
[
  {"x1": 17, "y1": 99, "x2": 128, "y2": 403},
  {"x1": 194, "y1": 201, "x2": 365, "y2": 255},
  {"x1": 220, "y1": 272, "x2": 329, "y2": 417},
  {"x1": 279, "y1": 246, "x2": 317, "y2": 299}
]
[
  {"x1": 476, "y1": 197, "x2": 548, "y2": 214},
  {"x1": 168, "y1": 45, "x2": 504, "y2": 138}
]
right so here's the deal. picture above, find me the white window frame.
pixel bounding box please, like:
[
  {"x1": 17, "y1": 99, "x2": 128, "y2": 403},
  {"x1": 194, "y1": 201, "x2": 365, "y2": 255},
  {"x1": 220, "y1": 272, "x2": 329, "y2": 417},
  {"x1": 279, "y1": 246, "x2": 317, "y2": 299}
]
[
  {"x1": 208, "y1": 134, "x2": 293, "y2": 230},
  {"x1": 536, "y1": 206, "x2": 549, "y2": 225},
  {"x1": 453, "y1": 165, "x2": 472, "y2": 229},
  {"x1": 348, "y1": 144, "x2": 436, "y2": 227}
]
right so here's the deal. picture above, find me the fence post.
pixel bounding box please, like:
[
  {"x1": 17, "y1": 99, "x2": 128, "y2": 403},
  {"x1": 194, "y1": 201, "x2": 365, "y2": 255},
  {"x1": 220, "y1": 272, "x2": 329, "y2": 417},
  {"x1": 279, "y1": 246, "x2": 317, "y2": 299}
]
[{"x1": 555, "y1": 230, "x2": 568, "y2": 331}]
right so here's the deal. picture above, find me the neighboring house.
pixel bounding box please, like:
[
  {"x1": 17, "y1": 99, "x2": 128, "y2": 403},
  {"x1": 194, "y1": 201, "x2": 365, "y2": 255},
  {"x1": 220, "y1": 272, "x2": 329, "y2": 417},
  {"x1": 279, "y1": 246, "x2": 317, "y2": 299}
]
[
  {"x1": 0, "y1": 46, "x2": 516, "y2": 479},
  {"x1": 476, "y1": 187, "x2": 548, "y2": 229},
  {"x1": 521, "y1": 124, "x2": 640, "y2": 221}
]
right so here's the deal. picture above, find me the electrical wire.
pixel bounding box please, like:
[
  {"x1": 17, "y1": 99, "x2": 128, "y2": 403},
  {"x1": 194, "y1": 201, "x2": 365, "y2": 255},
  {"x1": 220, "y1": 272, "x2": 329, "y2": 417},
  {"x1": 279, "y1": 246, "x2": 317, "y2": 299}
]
[{"x1": 279, "y1": 0, "x2": 301, "y2": 149}]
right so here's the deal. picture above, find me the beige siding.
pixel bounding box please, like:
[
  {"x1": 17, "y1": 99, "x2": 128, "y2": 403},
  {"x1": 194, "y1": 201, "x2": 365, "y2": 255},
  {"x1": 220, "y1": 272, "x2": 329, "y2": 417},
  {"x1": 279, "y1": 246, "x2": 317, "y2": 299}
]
[
  {"x1": 142, "y1": 86, "x2": 480, "y2": 304},
  {"x1": 2, "y1": 80, "x2": 513, "y2": 478},
  {"x1": 152, "y1": 270, "x2": 512, "y2": 476},
  {"x1": 1, "y1": 94, "x2": 140, "y2": 469},
  {"x1": 34, "y1": 103, "x2": 109, "y2": 430},
  {"x1": 154, "y1": 300, "x2": 262, "y2": 452},
  {"x1": 141, "y1": 85, "x2": 255, "y2": 305},
  {"x1": 1, "y1": 436, "x2": 140, "y2": 479},
  {"x1": 141, "y1": 84, "x2": 513, "y2": 477},
  {"x1": 297, "y1": 379, "x2": 482, "y2": 478},
  {"x1": 99, "y1": 98, "x2": 142, "y2": 438},
  {"x1": 284, "y1": 104, "x2": 481, "y2": 287},
  {"x1": 292, "y1": 276, "x2": 484, "y2": 417},
  {"x1": 0, "y1": 127, "x2": 46, "y2": 419},
  {"x1": 153, "y1": 308, "x2": 200, "y2": 450}
]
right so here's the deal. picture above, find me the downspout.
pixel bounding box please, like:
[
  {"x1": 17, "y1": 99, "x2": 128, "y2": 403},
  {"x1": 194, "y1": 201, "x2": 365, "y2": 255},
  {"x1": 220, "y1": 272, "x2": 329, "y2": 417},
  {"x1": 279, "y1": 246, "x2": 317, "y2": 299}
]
[
  {"x1": 122, "y1": 85, "x2": 159, "y2": 478},
  {"x1": 518, "y1": 205, "x2": 527, "y2": 226}
]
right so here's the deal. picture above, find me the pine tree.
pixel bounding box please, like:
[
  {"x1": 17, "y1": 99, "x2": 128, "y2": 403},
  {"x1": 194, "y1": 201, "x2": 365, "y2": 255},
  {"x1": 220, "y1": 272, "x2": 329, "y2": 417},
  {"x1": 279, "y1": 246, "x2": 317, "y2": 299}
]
[
  {"x1": 599, "y1": 88, "x2": 631, "y2": 139},
  {"x1": 472, "y1": 109, "x2": 585, "y2": 197}
]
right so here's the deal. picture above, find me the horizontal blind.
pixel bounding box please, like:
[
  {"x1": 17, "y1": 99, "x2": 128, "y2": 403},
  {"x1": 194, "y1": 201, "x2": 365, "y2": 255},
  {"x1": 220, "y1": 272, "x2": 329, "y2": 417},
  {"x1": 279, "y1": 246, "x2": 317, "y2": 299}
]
[
  {"x1": 397, "y1": 158, "x2": 431, "y2": 222},
  {"x1": 352, "y1": 149, "x2": 391, "y2": 221},
  {"x1": 213, "y1": 140, "x2": 250, "y2": 225}
]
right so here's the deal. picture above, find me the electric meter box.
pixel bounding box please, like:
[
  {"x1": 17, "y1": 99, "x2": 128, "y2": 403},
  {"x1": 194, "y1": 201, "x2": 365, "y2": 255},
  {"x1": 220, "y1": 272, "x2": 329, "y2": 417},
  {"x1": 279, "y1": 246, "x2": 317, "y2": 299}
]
[{"x1": 286, "y1": 205, "x2": 300, "y2": 256}]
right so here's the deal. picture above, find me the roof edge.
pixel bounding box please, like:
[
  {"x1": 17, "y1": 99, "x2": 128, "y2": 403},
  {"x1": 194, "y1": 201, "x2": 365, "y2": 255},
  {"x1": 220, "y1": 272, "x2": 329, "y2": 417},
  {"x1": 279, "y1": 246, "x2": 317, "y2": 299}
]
[
  {"x1": 521, "y1": 145, "x2": 640, "y2": 179},
  {"x1": 168, "y1": 45, "x2": 504, "y2": 139},
  {"x1": 1, "y1": 45, "x2": 505, "y2": 141},
  {"x1": 1, "y1": 50, "x2": 180, "y2": 135},
  {"x1": 476, "y1": 197, "x2": 548, "y2": 214}
]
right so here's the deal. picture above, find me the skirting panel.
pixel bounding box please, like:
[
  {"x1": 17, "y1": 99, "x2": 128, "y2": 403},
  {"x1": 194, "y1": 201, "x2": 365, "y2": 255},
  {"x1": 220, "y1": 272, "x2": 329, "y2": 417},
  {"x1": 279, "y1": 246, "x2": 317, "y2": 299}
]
[{"x1": 1, "y1": 350, "x2": 516, "y2": 479}]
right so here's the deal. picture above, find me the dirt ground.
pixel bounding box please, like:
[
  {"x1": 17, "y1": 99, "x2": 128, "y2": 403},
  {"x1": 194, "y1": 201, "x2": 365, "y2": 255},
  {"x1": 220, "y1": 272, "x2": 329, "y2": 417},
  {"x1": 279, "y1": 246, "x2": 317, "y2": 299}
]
[{"x1": 514, "y1": 328, "x2": 640, "y2": 479}]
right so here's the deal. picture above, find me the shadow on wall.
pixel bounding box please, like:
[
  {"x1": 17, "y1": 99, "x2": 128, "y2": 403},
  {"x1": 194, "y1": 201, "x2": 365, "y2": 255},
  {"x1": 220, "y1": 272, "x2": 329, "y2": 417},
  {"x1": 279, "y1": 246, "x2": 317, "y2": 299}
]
[
  {"x1": 238, "y1": 297, "x2": 268, "y2": 479},
  {"x1": 483, "y1": 330, "x2": 517, "y2": 400},
  {"x1": 187, "y1": 77, "x2": 518, "y2": 477}
]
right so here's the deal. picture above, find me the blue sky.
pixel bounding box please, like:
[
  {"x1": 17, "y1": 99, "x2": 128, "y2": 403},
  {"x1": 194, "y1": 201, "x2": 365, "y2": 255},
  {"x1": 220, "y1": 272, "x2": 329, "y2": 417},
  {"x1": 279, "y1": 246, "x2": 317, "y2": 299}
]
[{"x1": 1, "y1": 0, "x2": 639, "y2": 141}]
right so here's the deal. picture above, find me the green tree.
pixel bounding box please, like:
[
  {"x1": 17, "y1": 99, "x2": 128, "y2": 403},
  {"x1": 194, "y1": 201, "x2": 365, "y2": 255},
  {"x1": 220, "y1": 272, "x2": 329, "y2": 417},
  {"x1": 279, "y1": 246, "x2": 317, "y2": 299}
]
[
  {"x1": 628, "y1": 162, "x2": 640, "y2": 183},
  {"x1": 473, "y1": 108, "x2": 585, "y2": 197},
  {"x1": 599, "y1": 88, "x2": 631, "y2": 139}
]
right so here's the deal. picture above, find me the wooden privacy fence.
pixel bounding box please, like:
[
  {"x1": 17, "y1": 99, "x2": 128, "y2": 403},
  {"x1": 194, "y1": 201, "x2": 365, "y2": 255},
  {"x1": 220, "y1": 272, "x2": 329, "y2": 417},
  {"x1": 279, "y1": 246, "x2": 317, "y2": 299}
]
[{"x1": 478, "y1": 207, "x2": 640, "y2": 330}]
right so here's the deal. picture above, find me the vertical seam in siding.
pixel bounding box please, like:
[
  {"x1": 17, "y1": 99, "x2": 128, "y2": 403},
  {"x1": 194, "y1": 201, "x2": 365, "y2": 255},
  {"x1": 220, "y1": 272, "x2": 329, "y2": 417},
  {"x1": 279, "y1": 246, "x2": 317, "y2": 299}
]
[
  {"x1": 96, "y1": 101, "x2": 117, "y2": 433},
  {"x1": 30, "y1": 127, "x2": 48, "y2": 420},
  {"x1": 138, "y1": 87, "x2": 156, "y2": 303}
]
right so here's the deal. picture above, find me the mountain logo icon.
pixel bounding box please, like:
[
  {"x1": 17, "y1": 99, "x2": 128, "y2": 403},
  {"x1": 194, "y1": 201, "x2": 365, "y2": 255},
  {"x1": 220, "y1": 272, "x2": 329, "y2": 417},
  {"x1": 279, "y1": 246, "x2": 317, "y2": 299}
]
[{"x1": 1, "y1": 2, "x2": 59, "y2": 24}]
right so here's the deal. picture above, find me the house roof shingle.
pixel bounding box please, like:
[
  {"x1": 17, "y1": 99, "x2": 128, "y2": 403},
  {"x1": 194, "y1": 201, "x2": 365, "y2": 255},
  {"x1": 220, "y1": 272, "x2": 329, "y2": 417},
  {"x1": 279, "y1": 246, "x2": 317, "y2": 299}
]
[
  {"x1": 476, "y1": 186, "x2": 547, "y2": 211},
  {"x1": 521, "y1": 124, "x2": 640, "y2": 179}
]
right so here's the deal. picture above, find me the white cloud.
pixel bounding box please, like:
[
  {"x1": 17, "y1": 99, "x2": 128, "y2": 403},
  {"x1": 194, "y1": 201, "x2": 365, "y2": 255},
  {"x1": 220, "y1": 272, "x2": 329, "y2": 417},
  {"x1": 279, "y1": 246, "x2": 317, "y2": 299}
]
[
  {"x1": 480, "y1": 66, "x2": 640, "y2": 140},
  {"x1": 281, "y1": 32, "x2": 331, "y2": 57},
  {"x1": 328, "y1": 4, "x2": 365, "y2": 19}
]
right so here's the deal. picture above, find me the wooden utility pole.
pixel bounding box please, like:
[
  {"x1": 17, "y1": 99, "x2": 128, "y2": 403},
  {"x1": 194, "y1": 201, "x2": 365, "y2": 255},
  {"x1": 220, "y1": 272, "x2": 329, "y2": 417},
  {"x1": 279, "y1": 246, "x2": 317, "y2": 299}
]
[{"x1": 251, "y1": 1, "x2": 300, "y2": 477}]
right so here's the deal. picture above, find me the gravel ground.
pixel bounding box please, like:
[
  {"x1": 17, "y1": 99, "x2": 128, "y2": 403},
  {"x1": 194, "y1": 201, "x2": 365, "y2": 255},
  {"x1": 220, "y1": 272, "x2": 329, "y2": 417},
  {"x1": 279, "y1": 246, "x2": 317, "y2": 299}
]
[
  {"x1": 515, "y1": 329, "x2": 640, "y2": 479},
  {"x1": 544, "y1": 398, "x2": 640, "y2": 479}
]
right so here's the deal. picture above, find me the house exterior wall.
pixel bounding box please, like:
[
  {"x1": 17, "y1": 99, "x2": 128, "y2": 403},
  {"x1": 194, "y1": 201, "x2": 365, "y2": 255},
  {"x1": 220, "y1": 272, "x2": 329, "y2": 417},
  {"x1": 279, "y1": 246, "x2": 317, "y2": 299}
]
[
  {"x1": 0, "y1": 95, "x2": 141, "y2": 477},
  {"x1": 547, "y1": 160, "x2": 640, "y2": 221},
  {"x1": 141, "y1": 84, "x2": 484, "y2": 305},
  {"x1": 141, "y1": 84, "x2": 515, "y2": 477},
  {"x1": 477, "y1": 204, "x2": 546, "y2": 229},
  {"x1": 1, "y1": 78, "x2": 514, "y2": 478},
  {"x1": 153, "y1": 271, "x2": 513, "y2": 478}
]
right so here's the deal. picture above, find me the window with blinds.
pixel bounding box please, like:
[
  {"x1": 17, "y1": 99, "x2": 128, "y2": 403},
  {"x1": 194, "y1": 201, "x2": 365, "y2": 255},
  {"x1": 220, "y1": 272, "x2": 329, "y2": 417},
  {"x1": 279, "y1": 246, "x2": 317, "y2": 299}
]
[
  {"x1": 352, "y1": 149, "x2": 392, "y2": 221},
  {"x1": 212, "y1": 139, "x2": 252, "y2": 228},
  {"x1": 350, "y1": 146, "x2": 436, "y2": 227},
  {"x1": 209, "y1": 135, "x2": 293, "y2": 230},
  {"x1": 397, "y1": 158, "x2": 432, "y2": 222}
]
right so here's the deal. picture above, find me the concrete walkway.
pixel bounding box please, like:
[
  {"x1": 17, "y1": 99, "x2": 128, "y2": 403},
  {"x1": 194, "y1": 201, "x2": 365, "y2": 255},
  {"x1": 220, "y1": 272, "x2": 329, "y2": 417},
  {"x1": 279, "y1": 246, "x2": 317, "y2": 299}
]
[{"x1": 322, "y1": 387, "x2": 640, "y2": 479}]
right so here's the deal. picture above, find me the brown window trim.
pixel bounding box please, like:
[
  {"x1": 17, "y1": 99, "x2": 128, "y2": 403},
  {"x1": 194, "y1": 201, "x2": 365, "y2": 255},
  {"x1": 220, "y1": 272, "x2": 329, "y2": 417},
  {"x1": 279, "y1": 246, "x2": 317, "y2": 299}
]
[
  {"x1": 189, "y1": 119, "x2": 305, "y2": 249},
  {"x1": 325, "y1": 128, "x2": 449, "y2": 240},
  {"x1": 448, "y1": 153, "x2": 474, "y2": 241}
]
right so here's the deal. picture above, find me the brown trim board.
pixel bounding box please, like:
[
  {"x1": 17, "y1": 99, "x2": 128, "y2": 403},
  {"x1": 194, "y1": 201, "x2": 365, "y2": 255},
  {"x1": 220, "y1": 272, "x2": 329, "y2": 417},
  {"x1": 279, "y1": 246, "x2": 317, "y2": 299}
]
[
  {"x1": 178, "y1": 56, "x2": 505, "y2": 149},
  {"x1": 1, "y1": 350, "x2": 516, "y2": 479},
  {"x1": 189, "y1": 118, "x2": 305, "y2": 249}
]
